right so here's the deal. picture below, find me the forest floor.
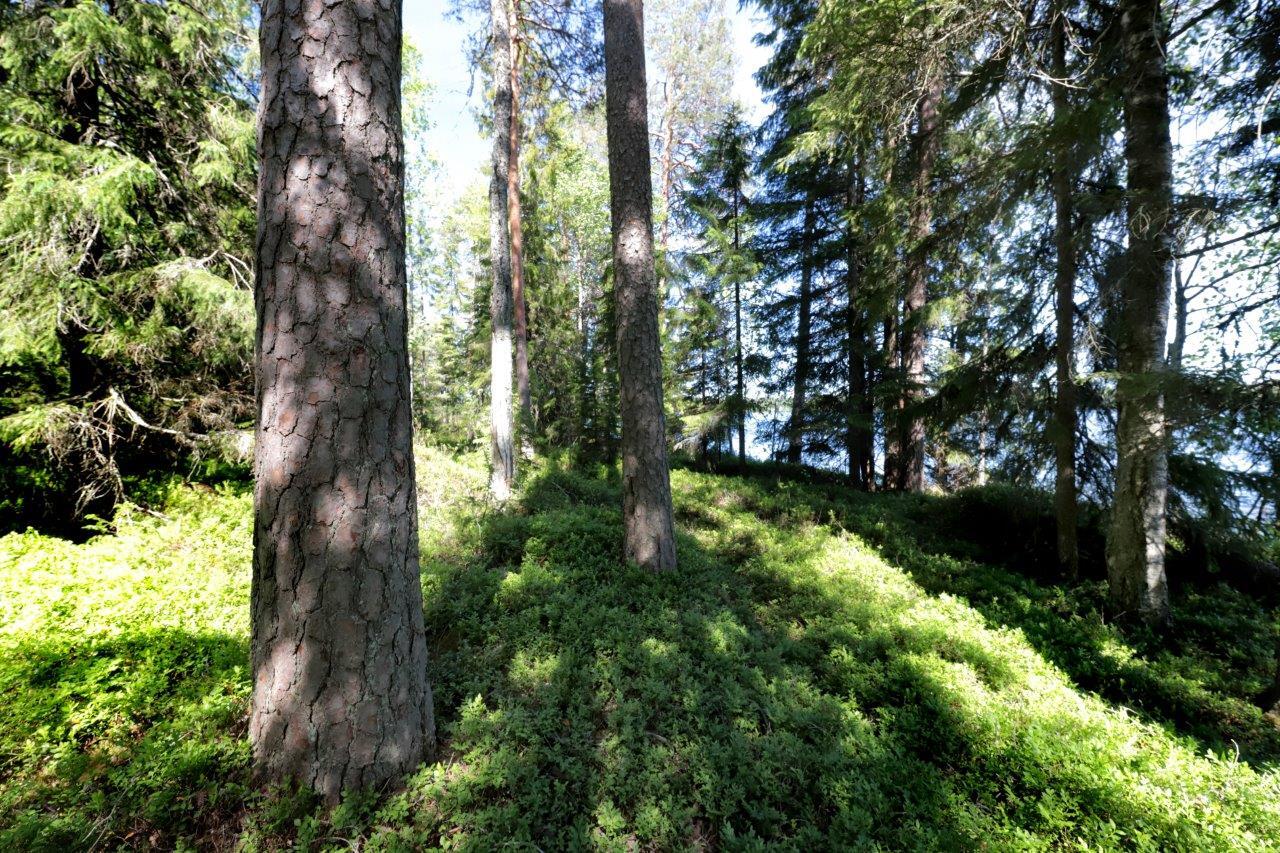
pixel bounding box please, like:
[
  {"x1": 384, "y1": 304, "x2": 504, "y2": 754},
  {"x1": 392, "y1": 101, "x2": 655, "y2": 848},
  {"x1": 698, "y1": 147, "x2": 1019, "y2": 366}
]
[{"x1": 2, "y1": 447, "x2": 1280, "y2": 851}]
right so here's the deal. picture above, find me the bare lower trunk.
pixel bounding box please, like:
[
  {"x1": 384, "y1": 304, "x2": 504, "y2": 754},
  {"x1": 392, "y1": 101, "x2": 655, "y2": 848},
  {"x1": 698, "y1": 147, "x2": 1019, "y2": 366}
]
[
  {"x1": 976, "y1": 411, "x2": 988, "y2": 485},
  {"x1": 786, "y1": 200, "x2": 815, "y2": 466},
  {"x1": 252, "y1": 0, "x2": 434, "y2": 801},
  {"x1": 1108, "y1": 0, "x2": 1173, "y2": 623},
  {"x1": 847, "y1": 158, "x2": 872, "y2": 489},
  {"x1": 1052, "y1": 7, "x2": 1080, "y2": 580},
  {"x1": 1169, "y1": 258, "x2": 1187, "y2": 371},
  {"x1": 883, "y1": 315, "x2": 901, "y2": 489},
  {"x1": 509, "y1": 20, "x2": 531, "y2": 425},
  {"x1": 489, "y1": 0, "x2": 516, "y2": 499},
  {"x1": 733, "y1": 199, "x2": 745, "y2": 464},
  {"x1": 899, "y1": 77, "x2": 942, "y2": 492},
  {"x1": 575, "y1": 232, "x2": 592, "y2": 447},
  {"x1": 604, "y1": 0, "x2": 677, "y2": 571}
]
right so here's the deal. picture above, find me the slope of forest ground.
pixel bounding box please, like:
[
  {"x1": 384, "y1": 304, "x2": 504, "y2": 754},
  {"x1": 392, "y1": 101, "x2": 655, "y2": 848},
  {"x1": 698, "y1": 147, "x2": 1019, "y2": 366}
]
[{"x1": 2, "y1": 449, "x2": 1280, "y2": 851}]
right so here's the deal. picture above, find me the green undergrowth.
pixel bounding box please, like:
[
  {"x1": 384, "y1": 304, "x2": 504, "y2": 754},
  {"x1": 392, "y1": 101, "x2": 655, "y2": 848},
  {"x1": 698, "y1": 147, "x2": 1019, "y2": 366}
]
[
  {"x1": 0, "y1": 479, "x2": 253, "y2": 850},
  {"x1": 1, "y1": 450, "x2": 1278, "y2": 850}
]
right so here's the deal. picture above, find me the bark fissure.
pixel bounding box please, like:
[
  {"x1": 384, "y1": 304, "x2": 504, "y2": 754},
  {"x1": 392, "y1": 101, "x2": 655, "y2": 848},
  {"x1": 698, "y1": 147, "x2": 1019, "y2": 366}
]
[{"x1": 252, "y1": 0, "x2": 434, "y2": 801}]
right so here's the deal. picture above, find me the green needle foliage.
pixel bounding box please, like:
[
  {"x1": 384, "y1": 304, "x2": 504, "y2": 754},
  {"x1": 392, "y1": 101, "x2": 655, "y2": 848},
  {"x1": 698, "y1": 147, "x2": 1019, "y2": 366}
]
[{"x1": 0, "y1": 0, "x2": 256, "y2": 528}]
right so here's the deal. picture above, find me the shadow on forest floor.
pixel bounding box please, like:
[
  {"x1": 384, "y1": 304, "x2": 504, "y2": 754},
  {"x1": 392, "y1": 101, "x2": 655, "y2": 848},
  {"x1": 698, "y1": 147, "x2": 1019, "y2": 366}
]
[
  {"x1": 682, "y1": 463, "x2": 1280, "y2": 768},
  {"x1": 399, "y1": 459, "x2": 1280, "y2": 849},
  {"x1": 2, "y1": 454, "x2": 1278, "y2": 850},
  {"x1": 0, "y1": 627, "x2": 252, "y2": 849}
]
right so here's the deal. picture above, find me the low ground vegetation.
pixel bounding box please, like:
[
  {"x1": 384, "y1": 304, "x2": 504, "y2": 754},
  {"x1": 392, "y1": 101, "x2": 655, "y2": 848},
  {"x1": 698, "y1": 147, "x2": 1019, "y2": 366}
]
[{"x1": 1, "y1": 449, "x2": 1278, "y2": 850}]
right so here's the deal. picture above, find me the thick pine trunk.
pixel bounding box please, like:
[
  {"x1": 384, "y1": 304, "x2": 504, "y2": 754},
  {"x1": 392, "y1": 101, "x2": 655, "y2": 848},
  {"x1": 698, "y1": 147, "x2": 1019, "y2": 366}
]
[
  {"x1": 899, "y1": 77, "x2": 942, "y2": 493},
  {"x1": 1052, "y1": 8, "x2": 1080, "y2": 580},
  {"x1": 252, "y1": 0, "x2": 434, "y2": 801},
  {"x1": 508, "y1": 20, "x2": 532, "y2": 425},
  {"x1": 1108, "y1": 0, "x2": 1173, "y2": 622},
  {"x1": 489, "y1": 0, "x2": 516, "y2": 499},
  {"x1": 786, "y1": 200, "x2": 815, "y2": 466},
  {"x1": 604, "y1": 0, "x2": 677, "y2": 571}
]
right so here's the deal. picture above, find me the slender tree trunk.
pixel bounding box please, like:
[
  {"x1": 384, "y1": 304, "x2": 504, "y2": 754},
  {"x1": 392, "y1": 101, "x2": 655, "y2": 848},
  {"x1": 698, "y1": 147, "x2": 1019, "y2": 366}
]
[
  {"x1": 252, "y1": 0, "x2": 434, "y2": 800},
  {"x1": 573, "y1": 230, "x2": 592, "y2": 447},
  {"x1": 733, "y1": 190, "x2": 746, "y2": 463},
  {"x1": 604, "y1": 0, "x2": 677, "y2": 571},
  {"x1": 1169, "y1": 258, "x2": 1187, "y2": 370},
  {"x1": 508, "y1": 12, "x2": 532, "y2": 426},
  {"x1": 883, "y1": 314, "x2": 901, "y2": 489},
  {"x1": 976, "y1": 412, "x2": 988, "y2": 485},
  {"x1": 786, "y1": 199, "x2": 815, "y2": 466},
  {"x1": 899, "y1": 77, "x2": 942, "y2": 492},
  {"x1": 489, "y1": 0, "x2": 516, "y2": 499},
  {"x1": 847, "y1": 157, "x2": 873, "y2": 489},
  {"x1": 1052, "y1": 7, "x2": 1080, "y2": 580},
  {"x1": 1108, "y1": 0, "x2": 1173, "y2": 623},
  {"x1": 656, "y1": 91, "x2": 676, "y2": 295},
  {"x1": 661, "y1": 115, "x2": 675, "y2": 239},
  {"x1": 858, "y1": 371, "x2": 875, "y2": 488}
]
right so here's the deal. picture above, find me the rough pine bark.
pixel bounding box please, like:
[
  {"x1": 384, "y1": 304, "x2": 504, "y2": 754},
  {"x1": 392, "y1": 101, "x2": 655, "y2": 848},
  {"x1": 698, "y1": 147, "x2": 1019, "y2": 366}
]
[
  {"x1": 489, "y1": 0, "x2": 517, "y2": 500},
  {"x1": 604, "y1": 0, "x2": 677, "y2": 571},
  {"x1": 1052, "y1": 7, "x2": 1080, "y2": 580},
  {"x1": 786, "y1": 199, "x2": 815, "y2": 466},
  {"x1": 899, "y1": 76, "x2": 942, "y2": 492},
  {"x1": 1108, "y1": 0, "x2": 1173, "y2": 622},
  {"x1": 252, "y1": 0, "x2": 434, "y2": 801}
]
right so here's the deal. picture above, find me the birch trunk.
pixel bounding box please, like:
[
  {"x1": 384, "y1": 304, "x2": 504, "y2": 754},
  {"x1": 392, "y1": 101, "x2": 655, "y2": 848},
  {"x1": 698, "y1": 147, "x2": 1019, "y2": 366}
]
[{"x1": 489, "y1": 0, "x2": 516, "y2": 499}]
